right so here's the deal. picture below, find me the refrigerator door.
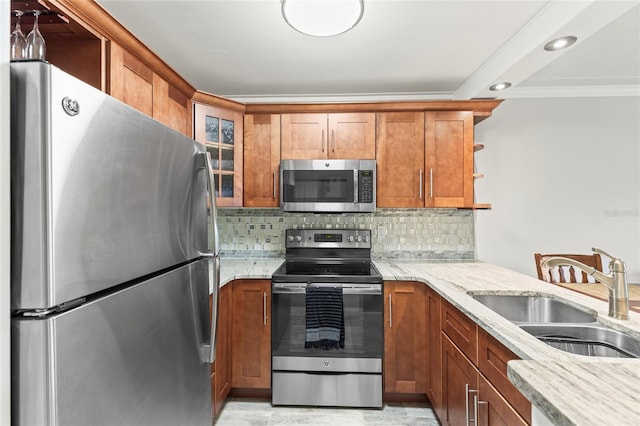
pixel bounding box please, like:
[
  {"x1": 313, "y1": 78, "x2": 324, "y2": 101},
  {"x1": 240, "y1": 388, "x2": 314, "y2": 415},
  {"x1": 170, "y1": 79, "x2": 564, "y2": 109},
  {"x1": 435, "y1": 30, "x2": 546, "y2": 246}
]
[
  {"x1": 10, "y1": 62, "x2": 207, "y2": 310},
  {"x1": 12, "y1": 259, "x2": 212, "y2": 426}
]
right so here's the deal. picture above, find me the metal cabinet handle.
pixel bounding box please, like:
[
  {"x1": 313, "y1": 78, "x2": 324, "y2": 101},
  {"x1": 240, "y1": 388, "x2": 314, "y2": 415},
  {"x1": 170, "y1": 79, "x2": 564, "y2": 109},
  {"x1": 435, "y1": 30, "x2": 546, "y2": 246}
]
[
  {"x1": 331, "y1": 129, "x2": 335, "y2": 152},
  {"x1": 273, "y1": 171, "x2": 277, "y2": 199},
  {"x1": 322, "y1": 129, "x2": 325, "y2": 153},
  {"x1": 263, "y1": 291, "x2": 267, "y2": 326},
  {"x1": 465, "y1": 384, "x2": 479, "y2": 426},
  {"x1": 477, "y1": 400, "x2": 488, "y2": 426},
  {"x1": 429, "y1": 168, "x2": 433, "y2": 198},
  {"x1": 388, "y1": 294, "x2": 392, "y2": 327},
  {"x1": 419, "y1": 169, "x2": 423, "y2": 199}
]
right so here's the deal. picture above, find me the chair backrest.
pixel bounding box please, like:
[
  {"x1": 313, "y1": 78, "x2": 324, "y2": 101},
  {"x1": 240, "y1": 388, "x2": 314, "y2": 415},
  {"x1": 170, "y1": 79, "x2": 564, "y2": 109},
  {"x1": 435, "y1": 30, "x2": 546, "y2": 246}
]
[{"x1": 534, "y1": 253, "x2": 604, "y2": 284}]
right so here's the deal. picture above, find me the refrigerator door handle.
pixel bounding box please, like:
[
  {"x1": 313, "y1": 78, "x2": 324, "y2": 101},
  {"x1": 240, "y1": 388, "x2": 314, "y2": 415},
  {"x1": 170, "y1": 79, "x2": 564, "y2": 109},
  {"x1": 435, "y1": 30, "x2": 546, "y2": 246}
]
[
  {"x1": 199, "y1": 254, "x2": 220, "y2": 364},
  {"x1": 197, "y1": 151, "x2": 220, "y2": 363}
]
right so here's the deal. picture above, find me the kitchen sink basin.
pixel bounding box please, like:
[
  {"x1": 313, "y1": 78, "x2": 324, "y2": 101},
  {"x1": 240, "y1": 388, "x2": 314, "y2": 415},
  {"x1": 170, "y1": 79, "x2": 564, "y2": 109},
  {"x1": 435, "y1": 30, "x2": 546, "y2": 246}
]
[
  {"x1": 471, "y1": 294, "x2": 597, "y2": 324},
  {"x1": 519, "y1": 323, "x2": 640, "y2": 358}
]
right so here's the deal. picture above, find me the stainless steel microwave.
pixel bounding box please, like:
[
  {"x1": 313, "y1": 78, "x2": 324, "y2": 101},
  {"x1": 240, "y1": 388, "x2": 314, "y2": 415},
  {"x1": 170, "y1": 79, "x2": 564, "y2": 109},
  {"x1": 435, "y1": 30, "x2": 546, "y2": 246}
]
[{"x1": 280, "y1": 159, "x2": 376, "y2": 213}]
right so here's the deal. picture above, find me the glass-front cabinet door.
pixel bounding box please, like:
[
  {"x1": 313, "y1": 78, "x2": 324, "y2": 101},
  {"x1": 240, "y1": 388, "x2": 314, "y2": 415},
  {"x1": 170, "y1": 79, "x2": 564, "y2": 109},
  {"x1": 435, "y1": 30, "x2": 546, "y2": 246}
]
[{"x1": 193, "y1": 102, "x2": 243, "y2": 207}]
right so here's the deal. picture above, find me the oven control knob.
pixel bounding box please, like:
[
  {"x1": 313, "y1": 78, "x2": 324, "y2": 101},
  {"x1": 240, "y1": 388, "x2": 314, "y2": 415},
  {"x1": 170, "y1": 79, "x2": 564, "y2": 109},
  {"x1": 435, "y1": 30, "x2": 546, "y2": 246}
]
[
  {"x1": 288, "y1": 235, "x2": 295, "y2": 242},
  {"x1": 347, "y1": 235, "x2": 354, "y2": 242},
  {"x1": 295, "y1": 235, "x2": 302, "y2": 242},
  {"x1": 355, "y1": 236, "x2": 362, "y2": 242},
  {"x1": 363, "y1": 235, "x2": 370, "y2": 242}
]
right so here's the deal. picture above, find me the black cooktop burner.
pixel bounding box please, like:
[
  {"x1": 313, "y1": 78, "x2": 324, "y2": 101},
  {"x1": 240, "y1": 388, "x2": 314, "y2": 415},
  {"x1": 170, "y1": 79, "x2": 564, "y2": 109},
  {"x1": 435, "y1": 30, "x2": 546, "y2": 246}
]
[{"x1": 272, "y1": 228, "x2": 382, "y2": 284}]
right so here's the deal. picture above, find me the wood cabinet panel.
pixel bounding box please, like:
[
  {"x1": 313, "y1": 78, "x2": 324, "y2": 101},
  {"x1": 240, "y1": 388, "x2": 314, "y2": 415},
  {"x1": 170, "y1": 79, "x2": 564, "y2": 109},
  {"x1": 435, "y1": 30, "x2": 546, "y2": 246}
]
[
  {"x1": 426, "y1": 287, "x2": 444, "y2": 419},
  {"x1": 478, "y1": 375, "x2": 528, "y2": 426},
  {"x1": 152, "y1": 74, "x2": 188, "y2": 135},
  {"x1": 441, "y1": 300, "x2": 478, "y2": 365},
  {"x1": 231, "y1": 280, "x2": 271, "y2": 389},
  {"x1": 281, "y1": 113, "x2": 327, "y2": 159},
  {"x1": 244, "y1": 114, "x2": 281, "y2": 207},
  {"x1": 442, "y1": 335, "x2": 478, "y2": 426},
  {"x1": 109, "y1": 42, "x2": 153, "y2": 117},
  {"x1": 214, "y1": 284, "x2": 232, "y2": 417},
  {"x1": 384, "y1": 281, "x2": 427, "y2": 394},
  {"x1": 425, "y1": 111, "x2": 474, "y2": 208},
  {"x1": 281, "y1": 113, "x2": 375, "y2": 160},
  {"x1": 375, "y1": 112, "x2": 425, "y2": 207},
  {"x1": 328, "y1": 113, "x2": 376, "y2": 159},
  {"x1": 478, "y1": 328, "x2": 531, "y2": 424}
]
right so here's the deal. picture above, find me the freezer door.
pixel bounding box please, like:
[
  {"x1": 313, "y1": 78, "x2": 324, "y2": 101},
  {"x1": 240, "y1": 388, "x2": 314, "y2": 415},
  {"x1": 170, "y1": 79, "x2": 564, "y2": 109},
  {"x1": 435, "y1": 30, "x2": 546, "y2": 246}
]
[
  {"x1": 10, "y1": 62, "x2": 208, "y2": 310},
  {"x1": 12, "y1": 259, "x2": 212, "y2": 426}
]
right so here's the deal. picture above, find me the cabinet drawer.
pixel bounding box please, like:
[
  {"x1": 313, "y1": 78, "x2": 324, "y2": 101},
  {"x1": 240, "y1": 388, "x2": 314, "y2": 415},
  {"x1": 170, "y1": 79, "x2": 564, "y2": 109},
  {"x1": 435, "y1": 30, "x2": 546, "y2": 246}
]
[
  {"x1": 478, "y1": 328, "x2": 531, "y2": 424},
  {"x1": 441, "y1": 300, "x2": 477, "y2": 365}
]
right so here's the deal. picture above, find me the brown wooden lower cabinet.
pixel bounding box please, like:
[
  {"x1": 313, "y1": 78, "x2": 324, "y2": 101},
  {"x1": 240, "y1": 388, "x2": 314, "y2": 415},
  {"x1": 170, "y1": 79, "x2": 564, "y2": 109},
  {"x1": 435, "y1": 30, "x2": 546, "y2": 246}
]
[
  {"x1": 231, "y1": 280, "x2": 271, "y2": 389},
  {"x1": 442, "y1": 334, "x2": 478, "y2": 426},
  {"x1": 214, "y1": 284, "x2": 232, "y2": 417},
  {"x1": 478, "y1": 374, "x2": 528, "y2": 426},
  {"x1": 383, "y1": 281, "x2": 427, "y2": 394},
  {"x1": 426, "y1": 287, "x2": 444, "y2": 419}
]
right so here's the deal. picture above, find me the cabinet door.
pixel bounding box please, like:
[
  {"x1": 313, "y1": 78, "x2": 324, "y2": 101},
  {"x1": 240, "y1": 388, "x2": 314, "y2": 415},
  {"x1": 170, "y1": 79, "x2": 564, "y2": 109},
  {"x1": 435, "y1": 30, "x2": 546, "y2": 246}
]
[
  {"x1": 214, "y1": 284, "x2": 232, "y2": 416},
  {"x1": 425, "y1": 111, "x2": 474, "y2": 208},
  {"x1": 477, "y1": 329, "x2": 531, "y2": 424},
  {"x1": 383, "y1": 281, "x2": 427, "y2": 394},
  {"x1": 194, "y1": 103, "x2": 244, "y2": 207},
  {"x1": 152, "y1": 74, "x2": 188, "y2": 135},
  {"x1": 442, "y1": 335, "x2": 479, "y2": 426},
  {"x1": 244, "y1": 114, "x2": 281, "y2": 207},
  {"x1": 376, "y1": 112, "x2": 425, "y2": 207},
  {"x1": 109, "y1": 42, "x2": 153, "y2": 117},
  {"x1": 328, "y1": 113, "x2": 376, "y2": 159},
  {"x1": 426, "y1": 287, "x2": 444, "y2": 419},
  {"x1": 478, "y1": 375, "x2": 529, "y2": 426},
  {"x1": 231, "y1": 280, "x2": 271, "y2": 389},
  {"x1": 281, "y1": 113, "x2": 327, "y2": 159},
  {"x1": 441, "y1": 299, "x2": 478, "y2": 365}
]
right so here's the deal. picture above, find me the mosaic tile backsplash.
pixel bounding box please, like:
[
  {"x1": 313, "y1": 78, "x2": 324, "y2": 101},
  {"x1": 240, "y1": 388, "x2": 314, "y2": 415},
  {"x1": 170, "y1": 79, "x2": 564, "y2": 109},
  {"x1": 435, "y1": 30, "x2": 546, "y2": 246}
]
[{"x1": 216, "y1": 208, "x2": 474, "y2": 259}]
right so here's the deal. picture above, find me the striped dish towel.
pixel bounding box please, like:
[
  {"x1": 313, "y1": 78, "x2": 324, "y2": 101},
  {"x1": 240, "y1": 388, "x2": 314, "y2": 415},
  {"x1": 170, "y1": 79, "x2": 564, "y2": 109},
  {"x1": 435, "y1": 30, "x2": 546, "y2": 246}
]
[{"x1": 305, "y1": 287, "x2": 345, "y2": 349}]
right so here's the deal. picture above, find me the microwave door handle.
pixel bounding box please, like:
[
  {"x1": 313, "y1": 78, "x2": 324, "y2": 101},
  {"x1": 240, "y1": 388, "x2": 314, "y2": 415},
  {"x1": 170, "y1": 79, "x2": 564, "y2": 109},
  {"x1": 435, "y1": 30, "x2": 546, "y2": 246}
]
[{"x1": 354, "y1": 170, "x2": 359, "y2": 203}]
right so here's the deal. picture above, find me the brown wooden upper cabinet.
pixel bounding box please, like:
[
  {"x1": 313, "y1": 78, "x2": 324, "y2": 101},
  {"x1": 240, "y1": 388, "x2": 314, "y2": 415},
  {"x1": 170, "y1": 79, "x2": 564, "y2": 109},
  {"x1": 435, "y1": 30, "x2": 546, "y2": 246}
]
[
  {"x1": 109, "y1": 42, "x2": 189, "y2": 136},
  {"x1": 193, "y1": 102, "x2": 244, "y2": 207},
  {"x1": 376, "y1": 111, "x2": 474, "y2": 208},
  {"x1": 243, "y1": 114, "x2": 281, "y2": 207},
  {"x1": 281, "y1": 113, "x2": 376, "y2": 160}
]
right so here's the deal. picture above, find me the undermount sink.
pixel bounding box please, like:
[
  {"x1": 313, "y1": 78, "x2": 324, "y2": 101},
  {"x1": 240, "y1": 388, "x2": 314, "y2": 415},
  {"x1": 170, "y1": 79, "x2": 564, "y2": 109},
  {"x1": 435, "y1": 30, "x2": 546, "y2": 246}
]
[
  {"x1": 520, "y1": 324, "x2": 640, "y2": 358},
  {"x1": 471, "y1": 294, "x2": 597, "y2": 324}
]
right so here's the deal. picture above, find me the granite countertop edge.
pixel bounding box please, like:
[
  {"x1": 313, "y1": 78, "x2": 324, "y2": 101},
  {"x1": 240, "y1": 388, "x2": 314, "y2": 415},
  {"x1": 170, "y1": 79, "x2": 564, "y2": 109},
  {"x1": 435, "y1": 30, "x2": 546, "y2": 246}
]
[{"x1": 217, "y1": 257, "x2": 640, "y2": 426}]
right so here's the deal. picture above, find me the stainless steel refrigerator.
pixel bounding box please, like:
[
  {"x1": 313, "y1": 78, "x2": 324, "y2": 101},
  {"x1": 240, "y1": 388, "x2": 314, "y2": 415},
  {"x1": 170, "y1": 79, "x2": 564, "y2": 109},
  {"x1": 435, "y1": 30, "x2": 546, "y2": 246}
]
[{"x1": 10, "y1": 62, "x2": 220, "y2": 426}]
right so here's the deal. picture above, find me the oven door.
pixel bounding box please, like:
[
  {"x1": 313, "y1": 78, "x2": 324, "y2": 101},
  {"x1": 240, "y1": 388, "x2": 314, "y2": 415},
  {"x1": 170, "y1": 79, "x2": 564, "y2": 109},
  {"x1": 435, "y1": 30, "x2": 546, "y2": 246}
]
[{"x1": 271, "y1": 282, "x2": 383, "y2": 373}]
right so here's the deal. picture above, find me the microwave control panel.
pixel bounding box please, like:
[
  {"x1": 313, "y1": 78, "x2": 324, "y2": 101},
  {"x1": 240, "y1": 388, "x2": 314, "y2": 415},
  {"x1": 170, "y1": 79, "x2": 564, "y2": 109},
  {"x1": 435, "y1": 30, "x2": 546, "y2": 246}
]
[{"x1": 358, "y1": 170, "x2": 374, "y2": 203}]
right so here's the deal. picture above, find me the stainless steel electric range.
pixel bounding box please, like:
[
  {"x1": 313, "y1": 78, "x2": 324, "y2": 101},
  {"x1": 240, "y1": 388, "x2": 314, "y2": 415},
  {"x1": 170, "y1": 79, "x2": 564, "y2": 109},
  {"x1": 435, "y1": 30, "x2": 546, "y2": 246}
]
[{"x1": 271, "y1": 228, "x2": 383, "y2": 408}]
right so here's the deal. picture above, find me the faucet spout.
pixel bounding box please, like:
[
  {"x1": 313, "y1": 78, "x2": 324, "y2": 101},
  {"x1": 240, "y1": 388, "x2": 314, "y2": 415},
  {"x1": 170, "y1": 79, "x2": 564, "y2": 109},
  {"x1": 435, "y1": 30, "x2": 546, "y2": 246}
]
[{"x1": 542, "y1": 252, "x2": 629, "y2": 320}]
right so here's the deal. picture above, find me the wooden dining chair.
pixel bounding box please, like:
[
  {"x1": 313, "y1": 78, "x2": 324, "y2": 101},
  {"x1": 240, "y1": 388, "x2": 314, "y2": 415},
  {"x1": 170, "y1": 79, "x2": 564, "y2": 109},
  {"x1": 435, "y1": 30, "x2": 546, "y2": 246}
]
[{"x1": 534, "y1": 253, "x2": 604, "y2": 284}]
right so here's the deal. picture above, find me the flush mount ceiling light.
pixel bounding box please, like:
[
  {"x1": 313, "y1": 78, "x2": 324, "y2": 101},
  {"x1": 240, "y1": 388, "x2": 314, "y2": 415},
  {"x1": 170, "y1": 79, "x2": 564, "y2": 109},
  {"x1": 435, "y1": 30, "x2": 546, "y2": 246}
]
[
  {"x1": 489, "y1": 82, "x2": 512, "y2": 91},
  {"x1": 281, "y1": 0, "x2": 364, "y2": 37},
  {"x1": 544, "y1": 36, "x2": 578, "y2": 51}
]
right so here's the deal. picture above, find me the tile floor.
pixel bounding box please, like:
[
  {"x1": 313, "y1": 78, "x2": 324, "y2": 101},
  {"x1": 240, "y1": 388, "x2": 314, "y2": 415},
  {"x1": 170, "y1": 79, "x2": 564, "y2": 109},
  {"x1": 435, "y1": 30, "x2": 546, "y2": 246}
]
[{"x1": 215, "y1": 398, "x2": 441, "y2": 425}]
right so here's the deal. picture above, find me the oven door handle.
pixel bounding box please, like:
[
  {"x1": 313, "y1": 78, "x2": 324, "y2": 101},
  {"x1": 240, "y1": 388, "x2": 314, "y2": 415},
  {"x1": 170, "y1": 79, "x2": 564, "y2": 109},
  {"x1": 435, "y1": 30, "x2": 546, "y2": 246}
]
[{"x1": 272, "y1": 283, "x2": 382, "y2": 295}]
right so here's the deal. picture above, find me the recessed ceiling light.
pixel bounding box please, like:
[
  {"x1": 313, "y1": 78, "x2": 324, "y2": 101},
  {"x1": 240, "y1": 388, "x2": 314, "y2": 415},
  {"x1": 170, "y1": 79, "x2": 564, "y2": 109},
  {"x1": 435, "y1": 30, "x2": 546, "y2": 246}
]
[
  {"x1": 281, "y1": 0, "x2": 364, "y2": 37},
  {"x1": 489, "y1": 82, "x2": 511, "y2": 91},
  {"x1": 544, "y1": 36, "x2": 578, "y2": 51}
]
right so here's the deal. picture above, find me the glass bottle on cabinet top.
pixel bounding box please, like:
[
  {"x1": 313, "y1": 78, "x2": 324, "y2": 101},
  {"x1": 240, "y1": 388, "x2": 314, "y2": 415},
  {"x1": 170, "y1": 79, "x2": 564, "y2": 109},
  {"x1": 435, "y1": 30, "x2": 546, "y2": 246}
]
[{"x1": 194, "y1": 102, "x2": 243, "y2": 207}]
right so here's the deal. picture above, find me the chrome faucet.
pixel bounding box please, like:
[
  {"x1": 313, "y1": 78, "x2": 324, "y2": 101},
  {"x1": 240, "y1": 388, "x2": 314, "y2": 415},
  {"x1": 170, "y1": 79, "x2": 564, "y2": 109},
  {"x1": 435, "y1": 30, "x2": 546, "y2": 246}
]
[{"x1": 542, "y1": 248, "x2": 629, "y2": 320}]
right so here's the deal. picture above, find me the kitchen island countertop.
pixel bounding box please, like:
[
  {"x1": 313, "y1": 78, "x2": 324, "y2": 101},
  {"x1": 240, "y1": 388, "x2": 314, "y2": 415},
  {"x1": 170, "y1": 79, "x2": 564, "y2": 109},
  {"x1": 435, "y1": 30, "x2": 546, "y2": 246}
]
[{"x1": 218, "y1": 257, "x2": 640, "y2": 425}]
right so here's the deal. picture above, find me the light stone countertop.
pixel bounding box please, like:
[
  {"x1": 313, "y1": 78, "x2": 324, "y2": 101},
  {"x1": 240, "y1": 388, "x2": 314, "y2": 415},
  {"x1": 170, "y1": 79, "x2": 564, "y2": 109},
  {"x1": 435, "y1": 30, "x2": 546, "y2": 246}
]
[{"x1": 217, "y1": 257, "x2": 640, "y2": 426}]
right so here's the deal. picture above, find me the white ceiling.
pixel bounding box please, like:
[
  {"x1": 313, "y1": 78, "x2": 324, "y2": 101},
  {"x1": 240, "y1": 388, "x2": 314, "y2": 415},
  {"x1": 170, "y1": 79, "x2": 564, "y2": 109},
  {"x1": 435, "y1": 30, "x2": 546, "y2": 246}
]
[{"x1": 96, "y1": 0, "x2": 640, "y2": 103}]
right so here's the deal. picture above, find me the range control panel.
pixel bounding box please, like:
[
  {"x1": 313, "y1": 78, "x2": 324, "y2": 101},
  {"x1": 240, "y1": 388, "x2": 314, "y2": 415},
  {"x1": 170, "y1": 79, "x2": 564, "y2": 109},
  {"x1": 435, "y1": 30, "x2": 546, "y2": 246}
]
[{"x1": 285, "y1": 229, "x2": 372, "y2": 249}]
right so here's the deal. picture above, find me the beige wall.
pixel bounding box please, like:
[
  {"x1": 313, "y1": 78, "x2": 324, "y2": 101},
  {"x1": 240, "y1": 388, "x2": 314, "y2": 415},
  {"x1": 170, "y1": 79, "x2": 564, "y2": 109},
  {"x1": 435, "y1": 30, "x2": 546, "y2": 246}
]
[{"x1": 474, "y1": 96, "x2": 640, "y2": 282}]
